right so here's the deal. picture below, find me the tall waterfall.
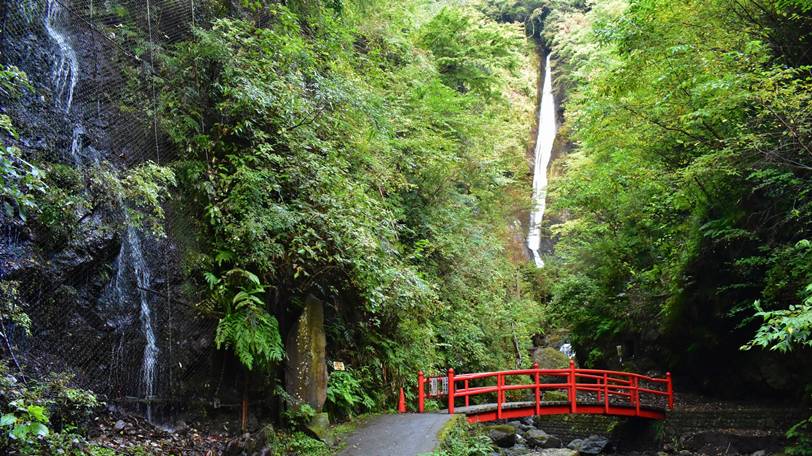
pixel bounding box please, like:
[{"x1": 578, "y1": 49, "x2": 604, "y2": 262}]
[
  {"x1": 44, "y1": 0, "x2": 79, "y2": 113},
  {"x1": 527, "y1": 54, "x2": 557, "y2": 268},
  {"x1": 111, "y1": 227, "x2": 159, "y2": 422}
]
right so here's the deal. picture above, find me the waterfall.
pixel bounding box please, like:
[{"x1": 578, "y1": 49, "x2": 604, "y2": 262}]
[
  {"x1": 527, "y1": 54, "x2": 557, "y2": 268},
  {"x1": 69, "y1": 124, "x2": 84, "y2": 165},
  {"x1": 44, "y1": 0, "x2": 79, "y2": 113},
  {"x1": 111, "y1": 226, "x2": 159, "y2": 422}
]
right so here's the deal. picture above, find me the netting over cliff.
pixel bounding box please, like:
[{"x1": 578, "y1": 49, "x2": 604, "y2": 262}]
[{"x1": 0, "y1": 0, "x2": 243, "y2": 421}]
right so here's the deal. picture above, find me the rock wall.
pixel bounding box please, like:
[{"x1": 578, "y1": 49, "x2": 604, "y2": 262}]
[
  {"x1": 285, "y1": 295, "x2": 328, "y2": 411},
  {"x1": 0, "y1": 0, "x2": 232, "y2": 425}
]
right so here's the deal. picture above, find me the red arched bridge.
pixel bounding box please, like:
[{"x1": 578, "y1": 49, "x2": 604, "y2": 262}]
[{"x1": 415, "y1": 360, "x2": 673, "y2": 423}]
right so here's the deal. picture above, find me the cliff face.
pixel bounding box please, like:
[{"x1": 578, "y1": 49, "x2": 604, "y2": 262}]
[{"x1": 0, "y1": 1, "x2": 227, "y2": 423}]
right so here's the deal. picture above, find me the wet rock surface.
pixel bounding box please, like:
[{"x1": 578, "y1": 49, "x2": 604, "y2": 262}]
[
  {"x1": 82, "y1": 408, "x2": 230, "y2": 454},
  {"x1": 567, "y1": 435, "x2": 609, "y2": 454},
  {"x1": 483, "y1": 412, "x2": 786, "y2": 456},
  {"x1": 486, "y1": 424, "x2": 518, "y2": 448},
  {"x1": 285, "y1": 295, "x2": 328, "y2": 411}
]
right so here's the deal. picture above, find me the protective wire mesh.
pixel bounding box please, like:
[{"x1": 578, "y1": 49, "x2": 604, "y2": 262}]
[{"x1": 1, "y1": 0, "x2": 240, "y2": 418}]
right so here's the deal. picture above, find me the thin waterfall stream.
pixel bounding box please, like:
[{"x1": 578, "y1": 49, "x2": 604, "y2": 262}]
[
  {"x1": 110, "y1": 226, "x2": 159, "y2": 422},
  {"x1": 42, "y1": 0, "x2": 85, "y2": 166},
  {"x1": 40, "y1": 0, "x2": 159, "y2": 420},
  {"x1": 44, "y1": 0, "x2": 79, "y2": 113},
  {"x1": 527, "y1": 54, "x2": 557, "y2": 268}
]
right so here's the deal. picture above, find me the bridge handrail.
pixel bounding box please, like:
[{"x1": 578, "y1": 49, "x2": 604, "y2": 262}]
[{"x1": 416, "y1": 361, "x2": 674, "y2": 419}]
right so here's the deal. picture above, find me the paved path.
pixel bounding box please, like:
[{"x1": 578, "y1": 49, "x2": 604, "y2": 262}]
[{"x1": 338, "y1": 413, "x2": 454, "y2": 456}]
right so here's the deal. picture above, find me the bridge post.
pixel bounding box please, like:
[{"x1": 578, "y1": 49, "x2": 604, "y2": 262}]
[
  {"x1": 633, "y1": 376, "x2": 640, "y2": 416},
  {"x1": 533, "y1": 362, "x2": 540, "y2": 416},
  {"x1": 666, "y1": 372, "x2": 673, "y2": 410},
  {"x1": 568, "y1": 359, "x2": 576, "y2": 414},
  {"x1": 496, "y1": 373, "x2": 503, "y2": 420},
  {"x1": 603, "y1": 372, "x2": 609, "y2": 414},
  {"x1": 464, "y1": 379, "x2": 469, "y2": 408},
  {"x1": 418, "y1": 371, "x2": 425, "y2": 413},
  {"x1": 447, "y1": 368, "x2": 455, "y2": 415}
]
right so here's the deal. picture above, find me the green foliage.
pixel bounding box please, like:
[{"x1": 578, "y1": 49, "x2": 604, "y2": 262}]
[
  {"x1": 206, "y1": 269, "x2": 284, "y2": 370},
  {"x1": 419, "y1": 7, "x2": 522, "y2": 96},
  {"x1": 0, "y1": 64, "x2": 46, "y2": 222},
  {"x1": 480, "y1": 0, "x2": 548, "y2": 36},
  {"x1": 325, "y1": 369, "x2": 375, "y2": 418},
  {"x1": 272, "y1": 431, "x2": 330, "y2": 456},
  {"x1": 538, "y1": 0, "x2": 812, "y2": 370},
  {"x1": 432, "y1": 420, "x2": 492, "y2": 456},
  {"x1": 0, "y1": 401, "x2": 49, "y2": 444},
  {"x1": 787, "y1": 416, "x2": 812, "y2": 456},
  {"x1": 282, "y1": 403, "x2": 316, "y2": 429},
  {"x1": 157, "y1": 0, "x2": 540, "y2": 401},
  {"x1": 0, "y1": 280, "x2": 31, "y2": 335},
  {"x1": 0, "y1": 363, "x2": 100, "y2": 453},
  {"x1": 743, "y1": 285, "x2": 812, "y2": 352},
  {"x1": 122, "y1": 162, "x2": 176, "y2": 237}
]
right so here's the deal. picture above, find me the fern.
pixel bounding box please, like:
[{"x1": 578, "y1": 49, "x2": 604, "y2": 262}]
[
  {"x1": 215, "y1": 306, "x2": 284, "y2": 370},
  {"x1": 207, "y1": 268, "x2": 284, "y2": 370}
]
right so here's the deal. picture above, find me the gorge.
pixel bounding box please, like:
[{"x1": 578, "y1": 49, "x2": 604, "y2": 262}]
[{"x1": 1, "y1": 0, "x2": 811, "y2": 454}]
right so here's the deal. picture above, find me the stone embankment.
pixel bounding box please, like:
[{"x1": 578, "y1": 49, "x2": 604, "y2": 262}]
[{"x1": 484, "y1": 393, "x2": 810, "y2": 456}]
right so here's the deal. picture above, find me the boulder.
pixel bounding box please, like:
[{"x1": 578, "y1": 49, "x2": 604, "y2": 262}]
[
  {"x1": 306, "y1": 412, "x2": 334, "y2": 446},
  {"x1": 285, "y1": 295, "x2": 328, "y2": 411},
  {"x1": 568, "y1": 435, "x2": 609, "y2": 455},
  {"x1": 542, "y1": 435, "x2": 562, "y2": 449},
  {"x1": 532, "y1": 347, "x2": 571, "y2": 370},
  {"x1": 485, "y1": 424, "x2": 518, "y2": 448},
  {"x1": 510, "y1": 419, "x2": 534, "y2": 431},
  {"x1": 526, "y1": 429, "x2": 552, "y2": 448},
  {"x1": 528, "y1": 449, "x2": 579, "y2": 456},
  {"x1": 255, "y1": 424, "x2": 276, "y2": 448},
  {"x1": 223, "y1": 433, "x2": 254, "y2": 456},
  {"x1": 681, "y1": 431, "x2": 776, "y2": 455}
]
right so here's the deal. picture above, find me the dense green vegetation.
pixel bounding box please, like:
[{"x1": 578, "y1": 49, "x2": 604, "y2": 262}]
[
  {"x1": 513, "y1": 0, "x2": 812, "y2": 448},
  {"x1": 4, "y1": 0, "x2": 812, "y2": 452},
  {"x1": 506, "y1": 0, "x2": 812, "y2": 377},
  {"x1": 154, "y1": 0, "x2": 541, "y2": 408}
]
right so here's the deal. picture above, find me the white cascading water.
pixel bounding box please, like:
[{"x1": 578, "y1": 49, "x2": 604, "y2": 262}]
[
  {"x1": 69, "y1": 124, "x2": 84, "y2": 166},
  {"x1": 44, "y1": 0, "x2": 79, "y2": 113},
  {"x1": 527, "y1": 54, "x2": 558, "y2": 268},
  {"x1": 41, "y1": 1, "x2": 157, "y2": 419},
  {"x1": 111, "y1": 227, "x2": 159, "y2": 422}
]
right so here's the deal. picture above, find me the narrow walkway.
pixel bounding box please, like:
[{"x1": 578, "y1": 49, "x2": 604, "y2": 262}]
[{"x1": 338, "y1": 413, "x2": 453, "y2": 456}]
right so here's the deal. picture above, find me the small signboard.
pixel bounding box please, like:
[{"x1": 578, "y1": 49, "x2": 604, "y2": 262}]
[
  {"x1": 332, "y1": 361, "x2": 345, "y2": 371},
  {"x1": 428, "y1": 376, "x2": 448, "y2": 397}
]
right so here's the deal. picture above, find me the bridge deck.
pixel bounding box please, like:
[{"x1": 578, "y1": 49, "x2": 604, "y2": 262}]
[
  {"x1": 417, "y1": 362, "x2": 673, "y2": 423},
  {"x1": 450, "y1": 401, "x2": 667, "y2": 423}
]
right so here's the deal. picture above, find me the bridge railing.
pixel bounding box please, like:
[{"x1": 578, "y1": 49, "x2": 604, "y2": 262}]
[{"x1": 417, "y1": 360, "x2": 673, "y2": 419}]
